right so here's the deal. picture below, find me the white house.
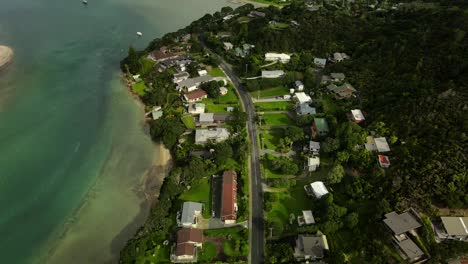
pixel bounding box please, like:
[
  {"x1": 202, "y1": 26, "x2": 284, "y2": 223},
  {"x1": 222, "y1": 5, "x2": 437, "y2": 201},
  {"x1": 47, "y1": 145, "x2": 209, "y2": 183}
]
[
  {"x1": 333, "y1": 52, "x2": 350, "y2": 62},
  {"x1": 198, "y1": 69, "x2": 208, "y2": 76},
  {"x1": 350, "y1": 109, "x2": 365, "y2": 123},
  {"x1": 309, "y1": 181, "x2": 329, "y2": 198},
  {"x1": 262, "y1": 70, "x2": 285, "y2": 79},
  {"x1": 187, "y1": 103, "x2": 205, "y2": 114},
  {"x1": 314, "y1": 58, "x2": 327, "y2": 68},
  {"x1": 294, "y1": 92, "x2": 312, "y2": 104},
  {"x1": 265, "y1": 53, "x2": 291, "y2": 63},
  {"x1": 365, "y1": 137, "x2": 391, "y2": 153},
  {"x1": 195, "y1": 128, "x2": 230, "y2": 144},
  {"x1": 307, "y1": 156, "x2": 320, "y2": 172},
  {"x1": 173, "y1": 72, "x2": 190, "y2": 83},
  {"x1": 151, "y1": 106, "x2": 163, "y2": 120},
  {"x1": 219, "y1": 87, "x2": 228, "y2": 96},
  {"x1": 223, "y1": 42, "x2": 233, "y2": 51},
  {"x1": 295, "y1": 80, "x2": 304, "y2": 91}
]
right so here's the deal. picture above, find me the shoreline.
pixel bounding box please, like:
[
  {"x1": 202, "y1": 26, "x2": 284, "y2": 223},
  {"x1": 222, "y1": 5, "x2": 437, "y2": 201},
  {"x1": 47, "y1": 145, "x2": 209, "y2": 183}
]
[
  {"x1": 0, "y1": 45, "x2": 14, "y2": 69},
  {"x1": 227, "y1": 0, "x2": 270, "y2": 7}
]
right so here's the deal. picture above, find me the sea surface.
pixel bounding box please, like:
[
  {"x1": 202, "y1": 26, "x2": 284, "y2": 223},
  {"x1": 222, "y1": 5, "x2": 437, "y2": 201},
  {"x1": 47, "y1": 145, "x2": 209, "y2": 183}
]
[{"x1": 0, "y1": 0, "x2": 235, "y2": 263}]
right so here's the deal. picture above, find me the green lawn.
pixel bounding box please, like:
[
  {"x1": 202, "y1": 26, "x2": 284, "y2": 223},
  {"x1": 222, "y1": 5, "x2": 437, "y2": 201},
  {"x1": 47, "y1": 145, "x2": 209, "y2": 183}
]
[
  {"x1": 260, "y1": 113, "x2": 294, "y2": 126},
  {"x1": 201, "y1": 86, "x2": 239, "y2": 113},
  {"x1": 259, "y1": 128, "x2": 284, "y2": 150},
  {"x1": 179, "y1": 177, "x2": 211, "y2": 218},
  {"x1": 132, "y1": 82, "x2": 148, "y2": 96},
  {"x1": 250, "y1": 86, "x2": 290, "y2": 98},
  {"x1": 207, "y1": 66, "x2": 226, "y2": 77},
  {"x1": 270, "y1": 23, "x2": 290, "y2": 30},
  {"x1": 237, "y1": 16, "x2": 251, "y2": 24},
  {"x1": 255, "y1": 101, "x2": 293, "y2": 111},
  {"x1": 320, "y1": 96, "x2": 340, "y2": 115},
  {"x1": 139, "y1": 57, "x2": 156, "y2": 75},
  {"x1": 181, "y1": 114, "x2": 196, "y2": 129},
  {"x1": 198, "y1": 242, "x2": 217, "y2": 262}
]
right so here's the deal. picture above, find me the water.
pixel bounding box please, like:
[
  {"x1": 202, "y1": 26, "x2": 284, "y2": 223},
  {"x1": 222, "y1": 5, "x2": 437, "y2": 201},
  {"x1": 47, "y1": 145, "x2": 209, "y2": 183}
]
[{"x1": 0, "y1": 0, "x2": 236, "y2": 263}]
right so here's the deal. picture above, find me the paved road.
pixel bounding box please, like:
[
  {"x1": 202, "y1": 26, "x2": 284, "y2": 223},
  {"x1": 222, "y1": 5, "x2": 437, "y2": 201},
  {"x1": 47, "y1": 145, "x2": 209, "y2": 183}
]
[{"x1": 202, "y1": 42, "x2": 264, "y2": 264}]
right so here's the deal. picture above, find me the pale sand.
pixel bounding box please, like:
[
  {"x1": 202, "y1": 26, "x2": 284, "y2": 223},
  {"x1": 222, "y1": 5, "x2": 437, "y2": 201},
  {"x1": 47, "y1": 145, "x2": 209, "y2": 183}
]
[
  {"x1": 141, "y1": 142, "x2": 173, "y2": 201},
  {"x1": 0, "y1": 45, "x2": 13, "y2": 68},
  {"x1": 228, "y1": 0, "x2": 269, "y2": 7}
]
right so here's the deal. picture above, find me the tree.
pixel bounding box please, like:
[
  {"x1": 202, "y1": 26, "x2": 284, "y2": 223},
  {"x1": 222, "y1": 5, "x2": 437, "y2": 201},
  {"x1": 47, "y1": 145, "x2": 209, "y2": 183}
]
[
  {"x1": 322, "y1": 137, "x2": 340, "y2": 153},
  {"x1": 276, "y1": 137, "x2": 292, "y2": 153},
  {"x1": 123, "y1": 46, "x2": 141, "y2": 74},
  {"x1": 327, "y1": 164, "x2": 344, "y2": 184},
  {"x1": 271, "y1": 157, "x2": 298, "y2": 175},
  {"x1": 284, "y1": 126, "x2": 304, "y2": 143},
  {"x1": 346, "y1": 212, "x2": 359, "y2": 229},
  {"x1": 200, "y1": 81, "x2": 221, "y2": 98},
  {"x1": 228, "y1": 107, "x2": 247, "y2": 132},
  {"x1": 214, "y1": 142, "x2": 233, "y2": 166}
]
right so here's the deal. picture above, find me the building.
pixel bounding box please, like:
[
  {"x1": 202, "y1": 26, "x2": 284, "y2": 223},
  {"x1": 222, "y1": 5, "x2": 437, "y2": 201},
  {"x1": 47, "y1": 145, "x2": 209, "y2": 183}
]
[
  {"x1": 349, "y1": 109, "x2": 365, "y2": 123},
  {"x1": 249, "y1": 10, "x2": 266, "y2": 18},
  {"x1": 151, "y1": 106, "x2": 163, "y2": 120},
  {"x1": 330, "y1": 72, "x2": 345, "y2": 82},
  {"x1": 393, "y1": 237, "x2": 425, "y2": 263},
  {"x1": 221, "y1": 170, "x2": 237, "y2": 224},
  {"x1": 438, "y1": 217, "x2": 468, "y2": 241},
  {"x1": 378, "y1": 155, "x2": 391, "y2": 168},
  {"x1": 326, "y1": 83, "x2": 357, "y2": 99},
  {"x1": 223, "y1": 42, "x2": 233, "y2": 51},
  {"x1": 311, "y1": 118, "x2": 329, "y2": 137},
  {"x1": 297, "y1": 210, "x2": 316, "y2": 226},
  {"x1": 187, "y1": 103, "x2": 205, "y2": 115},
  {"x1": 314, "y1": 58, "x2": 327, "y2": 68},
  {"x1": 177, "y1": 75, "x2": 213, "y2": 92},
  {"x1": 195, "y1": 128, "x2": 230, "y2": 144},
  {"x1": 219, "y1": 87, "x2": 228, "y2": 96},
  {"x1": 184, "y1": 89, "x2": 208, "y2": 103},
  {"x1": 295, "y1": 80, "x2": 304, "y2": 91},
  {"x1": 223, "y1": 14, "x2": 235, "y2": 21},
  {"x1": 309, "y1": 141, "x2": 320, "y2": 155},
  {"x1": 294, "y1": 92, "x2": 312, "y2": 104},
  {"x1": 305, "y1": 181, "x2": 329, "y2": 198},
  {"x1": 171, "y1": 228, "x2": 203, "y2": 263},
  {"x1": 306, "y1": 156, "x2": 320, "y2": 172},
  {"x1": 197, "y1": 113, "x2": 231, "y2": 127},
  {"x1": 383, "y1": 209, "x2": 422, "y2": 236},
  {"x1": 173, "y1": 72, "x2": 190, "y2": 83},
  {"x1": 293, "y1": 234, "x2": 329, "y2": 261},
  {"x1": 198, "y1": 69, "x2": 208, "y2": 76},
  {"x1": 265, "y1": 53, "x2": 291, "y2": 63},
  {"x1": 180, "y1": 202, "x2": 203, "y2": 228},
  {"x1": 296, "y1": 103, "x2": 316, "y2": 115},
  {"x1": 333, "y1": 52, "x2": 350, "y2": 62},
  {"x1": 365, "y1": 136, "x2": 391, "y2": 153},
  {"x1": 262, "y1": 70, "x2": 285, "y2": 79}
]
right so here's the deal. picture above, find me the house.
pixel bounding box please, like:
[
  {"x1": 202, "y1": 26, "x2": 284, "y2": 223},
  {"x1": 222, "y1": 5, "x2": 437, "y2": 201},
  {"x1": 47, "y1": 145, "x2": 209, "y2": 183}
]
[
  {"x1": 223, "y1": 14, "x2": 235, "y2": 21},
  {"x1": 197, "y1": 113, "x2": 230, "y2": 127},
  {"x1": 438, "y1": 217, "x2": 468, "y2": 241},
  {"x1": 235, "y1": 44, "x2": 254, "y2": 58},
  {"x1": 326, "y1": 83, "x2": 357, "y2": 99},
  {"x1": 296, "y1": 103, "x2": 316, "y2": 116},
  {"x1": 217, "y1": 32, "x2": 232, "y2": 39},
  {"x1": 393, "y1": 236, "x2": 425, "y2": 263},
  {"x1": 198, "y1": 69, "x2": 208, "y2": 76},
  {"x1": 219, "y1": 87, "x2": 228, "y2": 96},
  {"x1": 226, "y1": 106, "x2": 235, "y2": 112},
  {"x1": 311, "y1": 118, "x2": 329, "y2": 137},
  {"x1": 265, "y1": 53, "x2": 291, "y2": 63},
  {"x1": 184, "y1": 89, "x2": 208, "y2": 103},
  {"x1": 383, "y1": 209, "x2": 422, "y2": 236},
  {"x1": 293, "y1": 234, "x2": 329, "y2": 261},
  {"x1": 297, "y1": 210, "x2": 315, "y2": 226},
  {"x1": 187, "y1": 103, "x2": 205, "y2": 114},
  {"x1": 333, "y1": 52, "x2": 350, "y2": 62},
  {"x1": 330, "y1": 72, "x2": 345, "y2": 82},
  {"x1": 378, "y1": 155, "x2": 391, "y2": 168},
  {"x1": 309, "y1": 141, "x2": 320, "y2": 155},
  {"x1": 262, "y1": 70, "x2": 285, "y2": 79},
  {"x1": 195, "y1": 128, "x2": 230, "y2": 144},
  {"x1": 305, "y1": 181, "x2": 329, "y2": 198},
  {"x1": 151, "y1": 106, "x2": 163, "y2": 120},
  {"x1": 295, "y1": 80, "x2": 304, "y2": 91},
  {"x1": 290, "y1": 20, "x2": 300, "y2": 26},
  {"x1": 294, "y1": 92, "x2": 312, "y2": 104},
  {"x1": 179, "y1": 202, "x2": 203, "y2": 228},
  {"x1": 221, "y1": 170, "x2": 237, "y2": 224},
  {"x1": 149, "y1": 50, "x2": 183, "y2": 62},
  {"x1": 314, "y1": 58, "x2": 327, "y2": 68},
  {"x1": 365, "y1": 136, "x2": 391, "y2": 153},
  {"x1": 269, "y1": 20, "x2": 277, "y2": 26},
  {"x1": 132, "y1": 74, "x2": 141, "y2": 82},
  {"x1": 349, "y1": 109, "x2": 365, "y2": 123},
  {"x1": 171, "y1": 228, "x2": 203, "y2": 263},
  {"x1": 173, "y1": 72, "x2": 190, "y2": 83},
  {"x1": 306, "y1": 156, "x2": 320, "y2": 172},
  {"x1": 177, "y1": 75, "x2": 213, "y2": 92},
  {"x1": 249, "y1": 11, "x2": 266, "y2": 18},
  {"x1": 198, "y1": 113, "x2": 214, "y2": 125},
  {"x1": 223, "y1": 42, "x2": 233, "y2": 51},
  {"x1": 321, "y1": 75, "x2": 331, "y2": 84}
]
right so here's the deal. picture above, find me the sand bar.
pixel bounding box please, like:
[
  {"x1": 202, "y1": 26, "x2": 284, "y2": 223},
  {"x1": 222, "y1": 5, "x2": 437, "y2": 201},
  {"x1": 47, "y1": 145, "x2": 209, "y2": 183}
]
[{"x1": 0, "y1": 45, "x2": 14, "y2": 68}]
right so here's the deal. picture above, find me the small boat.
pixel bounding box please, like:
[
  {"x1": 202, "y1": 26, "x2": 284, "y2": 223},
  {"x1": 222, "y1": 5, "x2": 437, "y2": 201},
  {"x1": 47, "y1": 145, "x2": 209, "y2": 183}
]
[
  {"x1": 82, "y1": 0, "x2": 88, "y2": 4},
  {"x1": 137, "y1": 32, "x2": 143, "y2": 37}
]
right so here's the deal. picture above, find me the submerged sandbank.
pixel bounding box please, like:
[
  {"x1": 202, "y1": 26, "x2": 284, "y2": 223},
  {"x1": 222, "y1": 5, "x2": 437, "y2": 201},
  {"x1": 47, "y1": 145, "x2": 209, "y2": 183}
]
[{"x1": 0, "y1": 45, "x2": 13, "y2": 68}]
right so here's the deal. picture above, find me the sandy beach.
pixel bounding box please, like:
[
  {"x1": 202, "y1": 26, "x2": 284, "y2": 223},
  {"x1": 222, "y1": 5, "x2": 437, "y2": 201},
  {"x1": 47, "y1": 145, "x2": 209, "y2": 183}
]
[{"x1": 0, "y1": 45, "x2": 13, "y2": 68}]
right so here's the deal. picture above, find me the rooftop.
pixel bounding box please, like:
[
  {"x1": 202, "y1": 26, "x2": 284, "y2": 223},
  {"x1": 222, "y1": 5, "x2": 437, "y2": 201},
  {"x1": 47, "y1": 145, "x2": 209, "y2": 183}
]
[
  {"x1": 184, "y1": 89, "x2": 208, "y2": 101},
  {"x1": 181, "y1": 202, "x2": 203, "y2": 226},
  {"x1": 221, "y1": 170, "x2": 237, "y2": 221},
  {"x1": 195, "y1": 128, "x2": 230, "y2": 144},
  {"x1": 177, "y1": 228, "x2": 203, "y2": 244},
  {"x1": 351, "y1": 109, "x2": 365, "y2": 121},
  {"x1": 295, "y1": 234, "x2": 329, "y2": 259},
  {"x1": 310, "y1": 181, "x2": 329, "y2": 198},
  {"x1": 303, "y1": 210, "x2": 315, "y2": 224},
  {"x1": 314, "y1": 118, "x2": 329, "y2": 133},
  {"x1": 383, "y1": 210, "x2": 421, "y2": 235},
  {"x1": 441, "y1": 217, "x2": 468, "y2": 236},
  {"x1": 295, "y1": 92, "x2": 312, "y2": 104},
  {"x1": 396, "y1": 238, "x2": 425, "y2": 260}
]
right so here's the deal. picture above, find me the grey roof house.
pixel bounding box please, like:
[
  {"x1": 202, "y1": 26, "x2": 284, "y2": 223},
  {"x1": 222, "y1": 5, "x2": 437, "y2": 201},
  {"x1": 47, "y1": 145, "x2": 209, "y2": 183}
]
[
  {"x1": 437, "y1": 217, "x2": 468, "y2": 241},
  {"x1": 296, "y1": 103, "x2": 316, "y2": 116},
  {"x1": 195, "y1": 128, "x2": 230, "y2": 144},
  {"x1": 179, "y1": 202, "x2": 203, "y2": 228},
  {"x1": 383, "y1": 209, "x2": 422, "y2": 235},
  {"x1": 294, "y1": 234, "x2": 329, "y2": 261}
]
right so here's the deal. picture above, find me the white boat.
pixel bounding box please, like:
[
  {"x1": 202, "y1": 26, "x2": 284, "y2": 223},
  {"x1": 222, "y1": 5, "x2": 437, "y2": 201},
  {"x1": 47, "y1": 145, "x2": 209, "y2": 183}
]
[
  {"x1": 137, "y1": 32, "x2": 143, "y2": 37},
  {"x1": 82, "y1": 0, "x2": 88, "y2": 4}
]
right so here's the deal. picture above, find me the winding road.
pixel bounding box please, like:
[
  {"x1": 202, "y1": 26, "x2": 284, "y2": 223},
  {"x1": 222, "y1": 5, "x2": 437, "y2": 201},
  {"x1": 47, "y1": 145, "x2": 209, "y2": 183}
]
[{"x1": 201, "y1": 40, "x2": 265, "y2": 264}]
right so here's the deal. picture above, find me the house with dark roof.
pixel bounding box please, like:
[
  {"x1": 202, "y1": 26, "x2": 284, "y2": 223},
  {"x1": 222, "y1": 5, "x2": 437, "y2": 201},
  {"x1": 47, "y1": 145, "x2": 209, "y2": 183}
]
[
  {"x1": 326, "y1": 83, "x2": 357, "y2": 99},
  {"x1": 383, "y1": 209, "x2": 422, "y2": 235},
  {"x1": 171, "y1": 228, "x2": 203, "y2": 263},
  {"x1": 293, "y1": 234, "x2": 329, "y2": 261},
  {"x1": 311, "y1": 118, "x2": 329, "y2": 137},
  {"x1": 221, "y1": 170, "x2": 237, "y2": 224},
  {"x1": 296, "y1": 103, "x2": 316, "y2": 116}
]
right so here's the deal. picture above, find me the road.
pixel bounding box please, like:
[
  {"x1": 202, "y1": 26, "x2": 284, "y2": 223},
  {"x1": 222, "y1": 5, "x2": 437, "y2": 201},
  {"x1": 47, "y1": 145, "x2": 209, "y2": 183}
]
[{"x1": 201, "y1": 41, "x2": 265, "y2": 264}]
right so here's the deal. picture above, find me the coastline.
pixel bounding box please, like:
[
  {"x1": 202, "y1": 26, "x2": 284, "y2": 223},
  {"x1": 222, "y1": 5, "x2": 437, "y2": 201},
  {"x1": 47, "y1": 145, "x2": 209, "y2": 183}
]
[
  {"x1": 227, "y1": 0, "x2": 269, "y2": 7},
  {"x1": 0, "y1": 45, "x2": 14, "y2": 69}
]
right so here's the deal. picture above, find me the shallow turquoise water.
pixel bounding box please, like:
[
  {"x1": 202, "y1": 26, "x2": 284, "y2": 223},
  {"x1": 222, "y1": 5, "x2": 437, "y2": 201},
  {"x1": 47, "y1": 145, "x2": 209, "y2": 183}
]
[{"x1": 0, "y1": 0, "x2": 235, "y2": 263}]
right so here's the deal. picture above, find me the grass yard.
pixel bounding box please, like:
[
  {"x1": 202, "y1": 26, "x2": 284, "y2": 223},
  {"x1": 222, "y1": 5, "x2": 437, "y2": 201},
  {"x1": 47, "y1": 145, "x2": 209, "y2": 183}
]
[
  {"x1": 320, "y1": 96, "x2": 340, "y2": 115},
  {"x1": 132, "y1": 82, "x2": 148, "y2": 96},
  {"x1": 250, "y1": 86, "x2": 289, "y2": 98},
  {"x1": 237, "y1": 16, "x2": 251, "y2": 24},
  {"x1": 181, "y1": 114, "x2": 196, "y2": 129},
  {"x1": 139, "y1": 57, "x2": 156, "y2": 75},
  {"x1": 260, "y1": 113, "x2": 294, "y2": 126},
  {"x1": 202, "y1": 86, "x2": 239, "y2": 113},
  {"x1": 198, "y1": 242, "x2": 217, "y2": 263},
  {"x1": 270, "y1": 23, "x2": 290, "y2": 30},
  {"x1": 259, "y1": 128, "x2": 284, "y2": 150},
  {"x1": 179, "y1": 177, "x2": 211, "y2": 218},
  {"x1": 207, "y1": 66, "x2": 226, "y2": 77},
  {"x1": 255, "y1": 101, "x2": 293, "y2": 111}
]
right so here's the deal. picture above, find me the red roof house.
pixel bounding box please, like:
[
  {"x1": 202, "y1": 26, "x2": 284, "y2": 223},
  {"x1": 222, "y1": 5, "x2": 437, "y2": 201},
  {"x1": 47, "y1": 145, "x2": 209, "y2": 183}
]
[
  {"x1": 221, "y1": 170, "x2": 237, "y2": 223},
  {"x1": 183, "y1": 89, "x2": 208, "y2": 103},
  {"x1": 378, "y1": 155, "x2": 391, "y2": 168},
  {"x1": 172, "y1": 228, "x2": 203, "y2": 263}
]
